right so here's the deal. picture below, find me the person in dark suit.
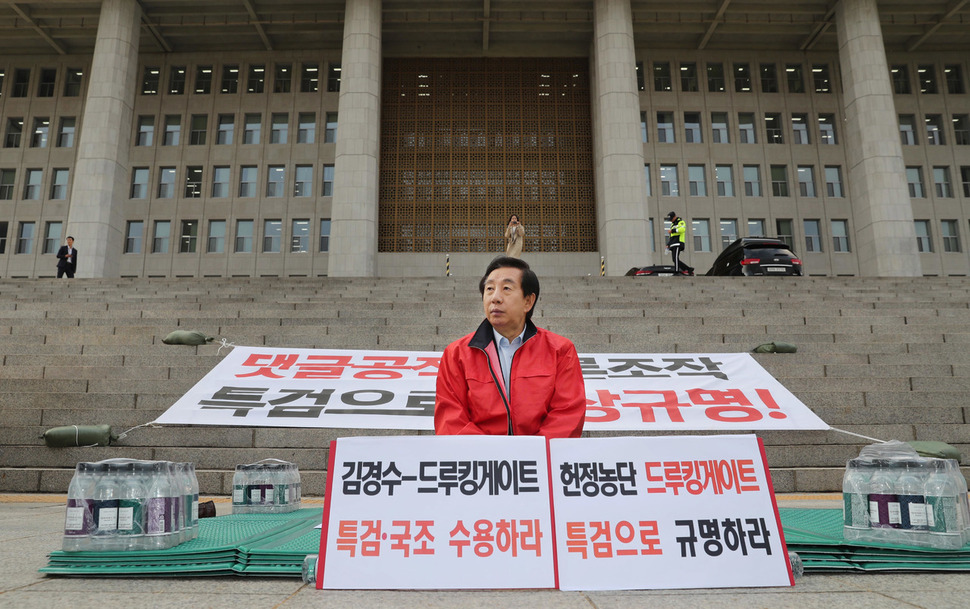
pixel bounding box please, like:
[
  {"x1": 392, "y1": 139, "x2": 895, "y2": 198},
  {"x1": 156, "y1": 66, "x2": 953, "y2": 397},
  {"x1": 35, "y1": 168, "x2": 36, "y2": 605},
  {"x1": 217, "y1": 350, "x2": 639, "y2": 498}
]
[{"x1": 56, "y1": 236, "x2": 77, "y2": 278}]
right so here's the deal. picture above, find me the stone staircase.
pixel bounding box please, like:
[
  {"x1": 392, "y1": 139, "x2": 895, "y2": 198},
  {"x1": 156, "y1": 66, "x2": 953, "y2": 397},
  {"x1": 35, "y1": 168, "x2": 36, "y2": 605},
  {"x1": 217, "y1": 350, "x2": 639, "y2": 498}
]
[{"x1": 2, "y1": 275, "x2": 969, "y2": 496}]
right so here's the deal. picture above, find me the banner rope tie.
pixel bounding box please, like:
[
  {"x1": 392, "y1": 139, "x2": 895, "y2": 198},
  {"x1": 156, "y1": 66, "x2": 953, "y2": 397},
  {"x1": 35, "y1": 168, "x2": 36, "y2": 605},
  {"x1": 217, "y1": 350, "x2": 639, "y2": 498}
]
[
  {"x1": 217, "y1": 338, "x2": 237, "y2": 356},
  {"x1": 828, "y1": 426, "x2": 886, "y2": 444}
]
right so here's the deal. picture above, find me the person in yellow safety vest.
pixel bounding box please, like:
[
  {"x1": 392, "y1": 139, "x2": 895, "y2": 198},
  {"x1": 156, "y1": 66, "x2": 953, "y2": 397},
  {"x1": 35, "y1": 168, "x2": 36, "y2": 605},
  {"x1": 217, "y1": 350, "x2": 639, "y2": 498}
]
[{"x1": 665, "y1": 211, "x2": 694, "y2": 276}]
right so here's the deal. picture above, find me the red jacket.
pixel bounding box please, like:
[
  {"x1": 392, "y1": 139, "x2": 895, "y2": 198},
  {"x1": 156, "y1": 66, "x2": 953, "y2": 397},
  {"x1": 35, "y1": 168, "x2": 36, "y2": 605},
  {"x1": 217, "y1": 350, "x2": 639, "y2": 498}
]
[{"x1": 435, "y1": 319, "x2": 586, "y2": 439}]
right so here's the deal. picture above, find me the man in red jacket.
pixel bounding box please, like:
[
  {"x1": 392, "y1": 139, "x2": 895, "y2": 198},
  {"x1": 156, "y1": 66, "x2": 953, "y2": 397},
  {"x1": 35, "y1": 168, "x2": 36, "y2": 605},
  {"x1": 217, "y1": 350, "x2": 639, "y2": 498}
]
[{"x1": 434, "y1": 256, "x2": 586, "y2": 439}]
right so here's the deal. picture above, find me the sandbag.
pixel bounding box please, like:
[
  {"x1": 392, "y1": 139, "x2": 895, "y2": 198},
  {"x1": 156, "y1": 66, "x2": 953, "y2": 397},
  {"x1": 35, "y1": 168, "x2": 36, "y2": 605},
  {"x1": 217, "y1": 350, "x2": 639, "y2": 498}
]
[
  {"x1": 162, "y1": 330, "x2": 214, "y2": 345},
  {"x1": 752, "y1": 341, "x2": 797, "y2": 354},
  {"x1": 43, "y1": 424, "x2": 115, "y2": 448}
]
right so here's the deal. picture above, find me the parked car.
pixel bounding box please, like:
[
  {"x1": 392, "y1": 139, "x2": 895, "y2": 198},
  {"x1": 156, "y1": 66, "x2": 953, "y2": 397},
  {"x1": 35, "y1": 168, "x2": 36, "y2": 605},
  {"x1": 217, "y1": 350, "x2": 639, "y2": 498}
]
[
  {"x1": 625, "y1": 265, "x2": 694, "y2": 277},
  {"x1": 705, "y1": 238, "x2": 803, "y2": 276}
]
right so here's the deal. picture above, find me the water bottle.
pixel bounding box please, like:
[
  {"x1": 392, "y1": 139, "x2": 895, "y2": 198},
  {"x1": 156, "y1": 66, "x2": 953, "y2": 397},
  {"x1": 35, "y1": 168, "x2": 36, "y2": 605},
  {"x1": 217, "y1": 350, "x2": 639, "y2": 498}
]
[
  {"x1": 91, "y1": 463, "x2": 121, "y2": 551},
  {"x1": 925, "y1": 460, "x2": 964, "y2": 550},
  {"x1": 292, "y1": 463, "x2": 303, "y2": 510},
  {"x1": 842, "y1": 459, "x2": 871, "y2": 539},
  {"x1": 232, "y1": 464, "x2": 249, "y2": 515},
  {"x1": 187, "y1": 463, "x2": 200, "y2": 539},
  {"x1": 897, "y1": 460, "x2": 929, "y2": 545},
  {"x1": 868, "y1": 462, "x2": 901, "y2": 533},
  {"x1": 145, "y1": 462, "x2": 173, "y2": 550},
  {"x1": 787, "y1": 550, "x2": 804, "y2": 579},
  {"x1": 274, "y1": 463, "x2": 289, "y2": 512},
  {"x1": 302, "y1": 554, "x2": 318, "y2": 584},
  {"x1": 116, "y1": 462, "x2": 148, "y2": 551},
  {"x1": 63, "y1": 462, "x2": 97, "y2": 552},
  {"x1": 174, "y1": 463, "x2": 191, "y2": 544}
]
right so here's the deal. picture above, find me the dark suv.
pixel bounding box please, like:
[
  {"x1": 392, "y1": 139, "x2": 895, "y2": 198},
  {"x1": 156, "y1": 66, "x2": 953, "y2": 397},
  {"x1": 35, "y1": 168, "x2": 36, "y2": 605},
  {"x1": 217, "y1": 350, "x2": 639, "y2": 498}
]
[{"x1": 705, "y1": 238, "x2": 803, "y2": 276}]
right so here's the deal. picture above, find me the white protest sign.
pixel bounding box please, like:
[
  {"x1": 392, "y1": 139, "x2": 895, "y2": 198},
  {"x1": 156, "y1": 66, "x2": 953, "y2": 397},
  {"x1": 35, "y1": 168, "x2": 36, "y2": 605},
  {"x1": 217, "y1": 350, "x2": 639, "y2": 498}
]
[
  {"x1": 317, "y1": 435, "x2": 556, "y2": 590},
  {"x1": 550, "y1": 434, "x2": 793, "y2": 590},
  {"x1": 154, "y1": 346, "x2": 828, "y2": 431}
]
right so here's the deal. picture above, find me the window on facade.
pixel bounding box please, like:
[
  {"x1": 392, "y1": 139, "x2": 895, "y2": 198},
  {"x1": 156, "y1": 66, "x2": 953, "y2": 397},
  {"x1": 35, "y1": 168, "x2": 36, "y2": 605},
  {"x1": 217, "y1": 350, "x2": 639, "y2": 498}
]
[
  {"x1": 157, "y1": 167, "x2": 176, "y2": 198},
  {"x1": 748, "y1": 219, "x2": 766, "y2": 237},
  {"x1": 891, "y1": 65, "x2": 911, "y2": 94},
  {"x1": 195, "y1": 66, "x2": 213, "y2": 94},
  {"x1": 43, "y1": 222, "x2": 62, "y2": 254},
  {"x1": 207, "y1": 220, "x2": 226, "y2": 253},
  {"x1": 660, "y1": 164, "x2": 679, "y2": 196},
  {"x1": 263, "y1": 219, "x2": 282, "y2": 252},
  {"x1": 130, "y1": 168, "x2": 149, "y2": 199},
  {"x1": 0, "y1": 221, "x2": 7, "y2": 254},
  {"x1": 141, "y1": 66, "x2": 159, "y2": 95},
  {"x1": 925, "y1": 115, "x2": 945, "y2": 145},
  {"x1": 168, "y1": 66, "x2": 186, "y2": 95},
  {"x1": 238, "y1": 166, "x2": 257, "y2": 197},
  {"x1": 687, "y1": 165, "x2": 706, "y2": 196},
  {"x1": 163, "y1": 115, "x2": 181, "y2": 146},
  {"x1": 770, "y1": 165, "x2": 789, "y2": 196},
  {"x1": 0, "y1": 69, "x2": 5, "y2": 98},
  {"x1": 291, "y1": 219, "x2": 311, "y2": 253},
  {"x1": 270, "y1": 113, "x2": 288, "y2": 144},
  {"x1": 322, "y1": 164, "x2": 335, "y2": 196},
  {"x1": 64, "y1": 68, "x2": 83, "y2": 97},
  {"x1": 812, "y1": 64, "x2": 832, "y2": 93},
  {"x1": 954, "y1": 115, "x2": 970, "y2": 145},
  {"x1": 719, "y1": 219, "x2": 738, "y2": 248},
  {"x1": 825, "y1": 166, "x2": 844, "y2": 197},
  {"x1": 765, "y1": 113, "x2": 783, "y2": 144},
  {"x1": 899, "y1": 115, "x2": 917, "y2": 145},
  {"x1": 179, "y1": 220, "x2": 198, "y2": 253},
  {"x1": 906, "y1": 167, "x2": 925, "y2": 198},
  {"x1": 635, "y1": 62, "x2": 645, "y2": 91},
  {"x1": 50, "y1": 169, "x2": 69, "y2": 200},
  {"x1": 266, "y1": 165, "x2": 285, "y2": 197},
  {"x1": 274, "y1": 63, "x2": 292, "y2": 93},
  {"x1": 189, "y1": 115, "x2": 207, "y2": 145},
  {"x1": 715, "y1": 165, "x2": 734, "y2": 196},
  {"x1": 23, "y1": 169, "x2": 42, "y2": 200},
  {"x1": 734, "y1": 63, "x2": 752, "y2": 92},
  {"x1": 776, "y1": 219, "x2": 793, "y2": 247},
  {"x1": 0, "y1": 169, "x2": 15, "y2": 200},
  {"x1": 743, "y1": 165, "x2": 761, "y2": 196},
  {"x1": 301, "y1": 63, "x2": 319, "y2": 92},
  {"x1": 5, "y1": 117, "x2": 23, "y2": 148},
  {"x1": 643, "y1": 164, "x2": 651, "y2": 196},
  {"x1": 680, "y1": 62, "x2": 698, "y2": 92},
  {"x1": 711, "y1": 112, "x2": 729, "y2": 143},
  {"x1": 914, "y1": 220, "x2": 933, "y2": 252},
  {"x1": 797, "y1": 166, "x2": 816, "y2": 197},
  {"x1": 36, "y1": 68, "x2": 56, "y2": 97},
  {"x1": 243, "y1": 114, "x2": 261, "y2": 144},
  {"x1": 962, "y1": 166, "x2": 970, "y2": 197},
  {"x1": 152, "y1": 221, "x2": 170, "y2": 253},
  {"x1": 831, "y1": 220, "x2": 850, "y2": 252},
  {"x1": 124, "y1": 221, "x2": 143, "y2": 254},
  {"x1": 327, "y1": 63, "x2": 341, "y2": 92},
  {"x1": 656, "y1": 111, "x2": 675, "y2": 143},
  {"x1": 235, "y1": 220, "x2": 254, "y2": 253},
  {"x1": 941, "y1": 219, "x2": 961, "y2": 252},
  {"x1": 759, "y1": 63, "x2": 778, "y2": 93},
  {"x1": 707, "y1": 62, "x2": 725, "y2": 92},
  {"x1": 692, "y1": 219, "x2": 711, "y2": 252},
  {"x1": 12, "y1": 68, "x2": 30, "y2": 97},
  {"x1": 247, "y1": 64, "x2": 265, "y2": 93},
  {"x1": 136, "y1": 116, "x2": 154, "y2": 146},
  {"x1": 738, "y1": 113, "x2": 756, "y2": 143},
  {"x1": 211, "y1": 166, "x2": 230, "y2": 198},
  {"x1": 684, "y1": 112, "x2": 702, "y2": 143},
  {"x1": 216, "y1": 114, "x2": 234, "y2": 145},
  {"x1": 294, "y1": 165, "x2": 313, "y2": 197},
  {"x1": 653, "y1": 62, "x2": 672, "y2": 92},
  {"x1": 945, "y1": 64, "x2": 965, "y2": 94},
  {"x1": 16, "y1": 222, "x2": 35, "y2": 254},
  {"x1": 298, "y1": 113, "x2": 316, "y2": 144},
  {"x1": 804, "y1": 219, "x2": 822, "y2": 252},
  {"x1": 30, "y1": 117, "x2": 50, "y2": 148},
  {"x1": 221, "y1": 64, "x2": 239, "y2": 94},
  {"x1": 184, "y1": 166, "x2": 203, "y2": 198},
  {"x1": 320, "y1": 219, "x2": 331, "y2": 252},
  {"x1": 786, "y1": 63, "x2": 805, "y2": 93},
  {"x1": 640, "y1": 112, "x2": 647, "y2": 143},
  {"x1": 57, "y1": 117, "x2": 76, "y2": 147},
  {"x1": 818, "y1": 114, "x2": 837, "y2": 145},
  {"x1": 791, "y1": 114, "x2": 810, "y2": 144},
  {"x1": 918, "y1": 64, "x2": 938, "y2": 94},
  {"x1": 933, "y1": 166, "x2": 953, "y2": 197}
]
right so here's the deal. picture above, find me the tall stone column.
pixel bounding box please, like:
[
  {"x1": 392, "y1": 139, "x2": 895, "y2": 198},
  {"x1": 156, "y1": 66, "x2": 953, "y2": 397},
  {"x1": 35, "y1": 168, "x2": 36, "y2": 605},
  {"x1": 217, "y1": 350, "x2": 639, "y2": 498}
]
[
  {"x1": 836, "y1": 0, "x2": 921, "y2": 276},
  {"x1": 327, "y1": 0, "x2": 382, "y2": 277},
  {"x1": 66, "y1": 0, "x2": 141, "y2": 278},
  {"x1": 590, "y1": 0, "x2": 650, "y2": 276}
]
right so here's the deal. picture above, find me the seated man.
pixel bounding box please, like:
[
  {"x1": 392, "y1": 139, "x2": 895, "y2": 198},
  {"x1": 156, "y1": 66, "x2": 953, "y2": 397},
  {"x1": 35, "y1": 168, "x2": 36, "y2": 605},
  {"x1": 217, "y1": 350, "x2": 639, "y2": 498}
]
[{"x1": 434, "y1": 256, "x2": 586, "y2": 439}]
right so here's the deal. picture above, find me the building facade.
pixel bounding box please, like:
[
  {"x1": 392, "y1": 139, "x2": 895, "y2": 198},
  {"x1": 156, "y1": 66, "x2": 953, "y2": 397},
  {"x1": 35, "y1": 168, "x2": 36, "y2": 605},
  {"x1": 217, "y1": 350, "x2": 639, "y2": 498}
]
[{"x1": 0, "y1": 0, "x2": 968, "y2": 278}]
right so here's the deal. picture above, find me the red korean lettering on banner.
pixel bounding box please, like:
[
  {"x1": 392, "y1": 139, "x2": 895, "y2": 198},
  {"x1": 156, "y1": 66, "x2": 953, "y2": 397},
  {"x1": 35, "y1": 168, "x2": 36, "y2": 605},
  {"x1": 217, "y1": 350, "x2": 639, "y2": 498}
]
[{"x1": 565, "y1": 520, "x2": 661, "y2": 559}]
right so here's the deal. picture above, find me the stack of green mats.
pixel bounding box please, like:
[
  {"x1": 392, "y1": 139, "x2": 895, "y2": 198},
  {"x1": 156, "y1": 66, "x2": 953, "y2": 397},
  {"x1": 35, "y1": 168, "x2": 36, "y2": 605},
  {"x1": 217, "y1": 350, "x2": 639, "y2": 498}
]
[
  {"x1": 41, "y1": 508, "x2": 324, "y2": 577},
  {"x1": 780, "y1": 508, "x2": 970, "y2": 572}
]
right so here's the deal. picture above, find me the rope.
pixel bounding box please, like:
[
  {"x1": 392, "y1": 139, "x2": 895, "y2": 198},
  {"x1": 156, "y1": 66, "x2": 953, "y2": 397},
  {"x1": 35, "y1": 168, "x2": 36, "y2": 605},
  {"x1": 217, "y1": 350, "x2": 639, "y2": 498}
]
[
  {"x1": 217, "y1": 337, "x2": 237, "y2": 356},
  {"x1": 828, "y1": 426, "x2": 887, "y2": 444},
  {"x1": 115, "y1": 421, "x2": 158, "y2": 442}
]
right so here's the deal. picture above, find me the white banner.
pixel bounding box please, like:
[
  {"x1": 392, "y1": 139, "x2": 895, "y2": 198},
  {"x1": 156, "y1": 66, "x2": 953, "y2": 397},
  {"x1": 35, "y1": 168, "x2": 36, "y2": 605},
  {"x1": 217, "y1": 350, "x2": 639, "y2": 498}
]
[
  {"x1": 154, "y1": 346, "x2": 828, "y2": 431},
  {"x1": 550, "y1": 435, "x2": 793, "y2": 590},
  {"x1": 317, "y1": 436, "x2": 556, "y2": 589}
]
